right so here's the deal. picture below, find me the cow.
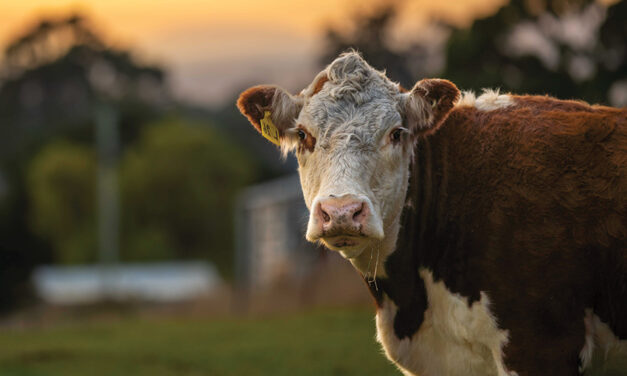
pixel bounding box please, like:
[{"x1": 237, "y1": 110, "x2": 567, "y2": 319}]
[{"x1": 237, "y1": 51, "x2": 627, "y2": 376}]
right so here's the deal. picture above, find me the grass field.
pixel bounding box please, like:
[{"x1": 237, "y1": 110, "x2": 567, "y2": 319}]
[{"x1": 0, "y1": 308, "x2": 400, "y2": 376}]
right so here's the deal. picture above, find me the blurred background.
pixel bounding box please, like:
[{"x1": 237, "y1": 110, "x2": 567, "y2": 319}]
[{"x1": 0, "y1": 0, "x2": 625, "y2": 375}]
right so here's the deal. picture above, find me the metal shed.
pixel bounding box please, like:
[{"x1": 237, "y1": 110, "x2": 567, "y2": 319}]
[{"x1": 234, "y1": 174, "x2": 319, "y2": 293}]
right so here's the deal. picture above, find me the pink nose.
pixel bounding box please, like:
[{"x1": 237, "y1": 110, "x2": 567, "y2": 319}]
[{"x1": 314, "y1": 195, "x2": 370, "y2": 236}]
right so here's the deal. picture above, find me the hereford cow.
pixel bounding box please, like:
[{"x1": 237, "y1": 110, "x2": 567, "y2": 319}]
[{"x1": 237, "y1": 52, "x2": 627, "y2": 376}]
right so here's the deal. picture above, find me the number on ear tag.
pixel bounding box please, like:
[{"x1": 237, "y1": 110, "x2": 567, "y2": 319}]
[{"x1": 260, "y1": 111, "x2": 280, "y2": 145}]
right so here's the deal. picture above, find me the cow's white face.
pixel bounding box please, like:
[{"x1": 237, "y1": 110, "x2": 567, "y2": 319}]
[
  {"x1": 238, "y1": 52, "x2": 459, "y2": 270},
  {"x1": 294, "y1": 72, "x2": 410, "y2": 259}
]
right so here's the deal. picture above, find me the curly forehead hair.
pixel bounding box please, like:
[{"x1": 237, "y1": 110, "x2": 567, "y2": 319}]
[{"x1": 324, "y1": 51, "x2": 401, "y2": 105}]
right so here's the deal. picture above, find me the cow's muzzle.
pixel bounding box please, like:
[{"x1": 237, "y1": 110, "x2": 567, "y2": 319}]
[{"x1": 306, "y1": 194, "x2": 384, "y2": 248}]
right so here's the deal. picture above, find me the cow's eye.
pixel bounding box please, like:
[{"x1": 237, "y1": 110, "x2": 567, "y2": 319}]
[
  {"x1": 390, "y1": 128, "x2": 404, "y2": 144},
  {"x1": 297, "y1": 129, "x2": 307, "y2": 141}
]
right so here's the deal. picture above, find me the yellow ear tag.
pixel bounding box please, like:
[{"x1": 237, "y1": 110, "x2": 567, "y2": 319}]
[{"x1": 260, "y1": 111, "x2": 281, "y2": 146}]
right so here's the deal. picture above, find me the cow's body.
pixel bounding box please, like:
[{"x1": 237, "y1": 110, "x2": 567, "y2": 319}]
[
  {"x1": 237, "y1": 52, "x2": 627, "y2": 376},
  {"x1": 370, "y1": 93, "x2": 627, "y2": 375}
]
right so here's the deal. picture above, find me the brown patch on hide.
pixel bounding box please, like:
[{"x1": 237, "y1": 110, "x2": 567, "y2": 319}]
[
  {"x1": 364, "y1": 278, "x2": 384, "y2": 307},
  {"x1": 511, "y1": 95, "x2": 624, "y2": 142},
  {"x1": 237, "y1": 85, "x2": 278, "y2": 135},
  {"x1": 513, "y1": 95, "x2": 600, "y2": 113},
  {"x1": 311, "y1": 74, "x2": 329, "y2": 96}
]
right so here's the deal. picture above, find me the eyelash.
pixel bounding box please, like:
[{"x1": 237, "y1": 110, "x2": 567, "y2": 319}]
[
  {"x1": 389, "y1": 127, "x2": 407, "y2": 145},
  {"x1": 297, "y1": 129, "x2": 307, "y2": 141},
  {"x1": 292, "y1": 126, "x2": 316, "y2": 152}
]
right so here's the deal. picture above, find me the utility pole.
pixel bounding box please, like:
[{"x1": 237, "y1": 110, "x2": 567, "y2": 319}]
[{"x1": 96, "y1": 101, "x2": 119, "y2": 296}]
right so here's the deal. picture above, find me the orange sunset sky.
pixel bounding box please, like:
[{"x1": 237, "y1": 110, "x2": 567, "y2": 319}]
[{"x1": 1, "y1": 0, "x2": 507, "y2": 106}]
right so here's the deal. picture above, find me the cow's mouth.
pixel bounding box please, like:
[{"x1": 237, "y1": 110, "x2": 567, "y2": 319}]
[{"x1": 321, "y1": 235, "x2": 366, "y2": 256}]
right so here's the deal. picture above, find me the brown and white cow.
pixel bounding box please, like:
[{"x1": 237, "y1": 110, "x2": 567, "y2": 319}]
[{"x1": 237, "y1": 52, "x2": 627, "y2": 376}]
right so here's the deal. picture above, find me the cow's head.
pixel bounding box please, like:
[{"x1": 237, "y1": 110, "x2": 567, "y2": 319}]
[{"x1": 238, "y1": 52, "x2": 459, "y2": 266}]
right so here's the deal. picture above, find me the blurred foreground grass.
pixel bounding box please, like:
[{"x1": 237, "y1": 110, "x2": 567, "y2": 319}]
[{"x1": 0, "y1": 308, "x2": 399, "y2": 376}]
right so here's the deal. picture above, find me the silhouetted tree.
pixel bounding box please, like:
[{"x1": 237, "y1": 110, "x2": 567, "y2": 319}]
[
  {"x1": 0, "y1": 13, "x2": 170, "y2": 312},
  {"x1": 443, "y1": 0, "x2": 627, "y2": 105},
  {"x1": 321, "y1": 3, "x2": 434, "y2": 87},
  {"x1": 322, "y1": 0, "x2": 626, "y2": 106},
  {"x1": 0, "y1": 14, "x2": 169, "y2": 156}
]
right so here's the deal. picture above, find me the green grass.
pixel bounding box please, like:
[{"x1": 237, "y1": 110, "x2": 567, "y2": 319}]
[{"x1": 0, "y1": 308, "x2": 400, "y2": 376}]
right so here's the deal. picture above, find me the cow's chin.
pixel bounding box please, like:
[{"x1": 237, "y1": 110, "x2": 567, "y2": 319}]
[{"x1": 321, "y1": 236, "x2": 367, "y2": 259}]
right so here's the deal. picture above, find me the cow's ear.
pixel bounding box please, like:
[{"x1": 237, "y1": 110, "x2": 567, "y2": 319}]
[
  {"x1": 237, "y1": 85, "x2": 303, "y2": 144},
  {"x1": 405, "y1": 79, "x2": 460, "y2": 135}
]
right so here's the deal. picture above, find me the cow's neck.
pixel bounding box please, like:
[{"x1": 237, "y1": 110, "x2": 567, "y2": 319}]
[{"x1": 364, "y1": 133, "x2": 452, "y2": 339}]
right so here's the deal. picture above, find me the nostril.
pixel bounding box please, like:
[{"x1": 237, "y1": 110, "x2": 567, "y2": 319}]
[
  {"x1": 352, "y1": 202, "x2": 367, "y2": 224},
  {"x1": 321, "y1": 209, "x2": 331, "y2": 223},
  {"x1": 353, "y1": 206, "x2": 363, "y2": 220}
]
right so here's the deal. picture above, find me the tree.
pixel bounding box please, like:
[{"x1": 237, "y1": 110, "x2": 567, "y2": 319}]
[
  {"x1": 0, "y1": 13, "x2": 172, "y2": 311},
  {"x1": 443, "y1": 0, "x2": 627, "y2": 105},
  {"x1": 27, "y1": 141, "x2": 97, "y2": 264},
  {"x1": 321, "y1": 0, "x2": 627, "y2": 106},
  {"x1": 24, "y1": 118, "x2": 255, "y2": 278},
  {"x1": 321, "y1": 2, "x2": 437, "y2": 88},
  {"x1": 0, "y1": 13, "x2": 169, "y2": 158},
  {"x1": 121, "y1": 119, "x2": 255, "y2": 277}
]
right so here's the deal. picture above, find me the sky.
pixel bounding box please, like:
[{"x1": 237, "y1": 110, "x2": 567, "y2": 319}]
[{"x1": 0, "y1": 0, "x2": 507, "y2": 106}]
